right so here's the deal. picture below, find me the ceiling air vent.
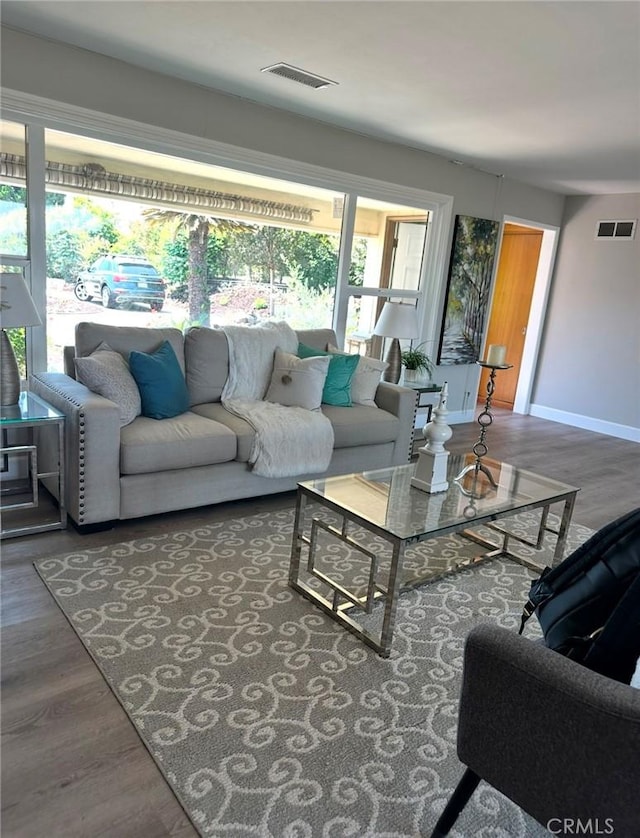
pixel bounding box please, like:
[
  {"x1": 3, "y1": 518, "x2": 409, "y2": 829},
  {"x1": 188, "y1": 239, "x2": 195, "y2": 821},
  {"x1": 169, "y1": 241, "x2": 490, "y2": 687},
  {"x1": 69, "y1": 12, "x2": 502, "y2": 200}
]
[
  {"x1": 595, "y1": 219, "x2": 637, "y2": 240},
  {"x1": 261, "y1": 63, "x2": 338, "y2": 90}
]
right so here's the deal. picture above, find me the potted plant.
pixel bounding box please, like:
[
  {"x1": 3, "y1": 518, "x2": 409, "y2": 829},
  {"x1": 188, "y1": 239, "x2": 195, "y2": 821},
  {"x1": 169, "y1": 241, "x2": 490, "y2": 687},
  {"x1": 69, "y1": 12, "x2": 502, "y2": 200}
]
[{"x1": 401, "y1": 344, "x2": 434, "y2": 383}]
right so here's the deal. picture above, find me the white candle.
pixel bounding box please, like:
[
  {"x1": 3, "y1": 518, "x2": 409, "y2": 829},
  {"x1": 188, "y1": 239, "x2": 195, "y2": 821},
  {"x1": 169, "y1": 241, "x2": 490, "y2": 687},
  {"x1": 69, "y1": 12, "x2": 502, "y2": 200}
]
[{"x1": 486, "y1": 344, "x2": 506, "y2": 366}]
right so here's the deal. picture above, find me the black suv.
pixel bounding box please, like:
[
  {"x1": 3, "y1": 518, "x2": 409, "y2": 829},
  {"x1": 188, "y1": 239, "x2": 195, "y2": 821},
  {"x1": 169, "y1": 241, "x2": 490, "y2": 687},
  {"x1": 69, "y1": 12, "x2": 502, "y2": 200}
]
[{"x1": 74, "y1": 255, "x2": 166, "y2": 311}]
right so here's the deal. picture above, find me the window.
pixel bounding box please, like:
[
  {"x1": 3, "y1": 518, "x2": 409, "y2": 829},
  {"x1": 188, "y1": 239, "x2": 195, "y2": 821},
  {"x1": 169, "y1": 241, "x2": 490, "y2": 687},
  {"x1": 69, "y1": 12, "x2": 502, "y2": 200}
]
[
  {"x1": 339, "y1": 197, "x2": 431, "y2": 362},
  {"x1": 1, "y1": 109, "x2": 453, "y2": 374},
  {"x1": 119, "y1": 263, "x2": 159, "y2": 276},
  {"x1": 0, "y1": 120, "x2": 28, "y2": 260},
  {"x1": 0, "y1": 120, "x2": 33, "y2": 381}
]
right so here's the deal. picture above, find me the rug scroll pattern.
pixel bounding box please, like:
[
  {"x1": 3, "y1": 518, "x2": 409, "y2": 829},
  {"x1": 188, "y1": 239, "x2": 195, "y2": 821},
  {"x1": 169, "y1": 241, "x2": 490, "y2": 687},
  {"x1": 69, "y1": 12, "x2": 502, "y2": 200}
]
[{"x1": 36, "y1": 509, "x2": 590, "y2": 837}]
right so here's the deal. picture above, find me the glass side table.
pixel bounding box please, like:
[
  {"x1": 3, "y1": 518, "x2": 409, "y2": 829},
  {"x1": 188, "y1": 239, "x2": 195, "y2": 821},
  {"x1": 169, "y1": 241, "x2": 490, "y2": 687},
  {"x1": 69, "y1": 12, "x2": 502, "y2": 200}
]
[
  {"x1": 1, "y1": 391, "x2": 67, "y2": 539},
  {"x1": 403, "y1": 382, "x2": 442, "y2": 440}
]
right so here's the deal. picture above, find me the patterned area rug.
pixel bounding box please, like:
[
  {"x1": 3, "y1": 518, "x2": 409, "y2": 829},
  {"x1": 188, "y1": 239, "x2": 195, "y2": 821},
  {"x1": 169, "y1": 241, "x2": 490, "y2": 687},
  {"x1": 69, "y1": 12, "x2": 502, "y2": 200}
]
[{"x1": 35, "y1": 508, "x2": 592, "y2": 837}]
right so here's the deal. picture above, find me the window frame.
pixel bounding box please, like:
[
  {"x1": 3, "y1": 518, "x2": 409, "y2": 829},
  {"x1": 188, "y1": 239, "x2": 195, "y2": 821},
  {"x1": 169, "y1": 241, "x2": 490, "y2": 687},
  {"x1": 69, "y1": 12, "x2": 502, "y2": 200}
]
[{"x1": 3, "y1": 93, "x2": 454, "y2": 373}]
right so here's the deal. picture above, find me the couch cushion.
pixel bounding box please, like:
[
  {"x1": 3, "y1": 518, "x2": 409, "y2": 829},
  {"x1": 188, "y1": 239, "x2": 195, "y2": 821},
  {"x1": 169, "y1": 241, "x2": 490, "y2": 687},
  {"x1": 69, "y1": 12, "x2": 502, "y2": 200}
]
[
  {"x1": 191, "y1": 402, "x2": 255, "y2": 462},
  {"x1": 129, "y1": 340, "x2": 190, "y2": 419},
  {"x1": 120, "y1": 412, "x2": 236, "y2": 475},
  {"x1": 75, "y1": 322, "x2": 186, "y2": 371},
  {"x1": 193, "y1": 401, "x2": 399, "y2": 457},
  {"x1": 296, "y1": 328, "x2": 338, "y2": 352},
  {"x1": 184, "y1": 326, "x2": 229, "y2": 405},
  {"x1": 321, "y1": 404, "x2": 400, "y2": 448},
  {"x1": 183, "y1": 327, "x2": 338, "y2": 407}
]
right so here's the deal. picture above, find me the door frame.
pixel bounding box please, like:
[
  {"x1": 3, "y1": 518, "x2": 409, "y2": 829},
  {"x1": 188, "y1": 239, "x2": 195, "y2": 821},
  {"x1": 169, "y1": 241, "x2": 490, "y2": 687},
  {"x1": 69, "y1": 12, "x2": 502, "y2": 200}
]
[
  {"x1": 491, "y1": 215, "x2": 560, "y2": 415},
  {"x1": 369, "y1": 215, "x2": 429, "y2": 356}
]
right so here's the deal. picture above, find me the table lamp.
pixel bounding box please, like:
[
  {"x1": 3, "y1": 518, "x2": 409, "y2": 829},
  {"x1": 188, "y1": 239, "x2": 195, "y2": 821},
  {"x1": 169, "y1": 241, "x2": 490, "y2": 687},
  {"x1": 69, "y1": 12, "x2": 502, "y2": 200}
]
[
  {"x1": 373, "y1": 301, "x2": 419, "y2": 384},
  {"x1": 0, "y1": 274, "x2": 42, "y2": 406}
]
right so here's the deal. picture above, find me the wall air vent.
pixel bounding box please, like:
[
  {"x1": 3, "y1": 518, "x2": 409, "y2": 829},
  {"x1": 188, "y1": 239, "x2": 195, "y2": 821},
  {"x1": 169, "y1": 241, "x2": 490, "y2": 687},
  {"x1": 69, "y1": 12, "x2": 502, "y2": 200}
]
[
  {"x1": 261, "y1": 63, "x2": 338, "y2": 90},
  {"x1": 595, "y1": 219, "x2": 637, "y2": 240}
]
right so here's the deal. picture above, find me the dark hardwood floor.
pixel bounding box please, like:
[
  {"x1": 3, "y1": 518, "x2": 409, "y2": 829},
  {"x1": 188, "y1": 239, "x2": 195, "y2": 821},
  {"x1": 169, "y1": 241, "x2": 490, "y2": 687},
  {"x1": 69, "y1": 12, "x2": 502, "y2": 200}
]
[{"x1": 2, "y1": 412, "x2": 639, "y2": 837}]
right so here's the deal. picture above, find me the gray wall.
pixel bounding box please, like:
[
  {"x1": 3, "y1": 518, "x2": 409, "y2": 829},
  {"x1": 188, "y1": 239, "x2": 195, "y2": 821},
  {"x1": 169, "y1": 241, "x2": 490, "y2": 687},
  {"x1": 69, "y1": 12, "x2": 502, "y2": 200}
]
[
  {"x1": 0, "y1": 28, "x2": 564, "y2": 224},
  {"x1": 3, "y1": 27, "x2": 638, "y2": 437},
  {"x1": 532, "y1": 194, "x2": 640, "y2": 435}
]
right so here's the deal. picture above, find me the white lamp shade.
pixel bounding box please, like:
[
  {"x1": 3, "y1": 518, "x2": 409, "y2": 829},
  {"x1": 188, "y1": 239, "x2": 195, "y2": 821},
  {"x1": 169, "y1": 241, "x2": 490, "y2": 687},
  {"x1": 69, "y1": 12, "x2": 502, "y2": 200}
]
[
  {"x1": 373, "y1": 301, "x2": 419, "y2": 339},
  {"x1": 0, "y1": 274, "x2": 41, "y2": 328}
]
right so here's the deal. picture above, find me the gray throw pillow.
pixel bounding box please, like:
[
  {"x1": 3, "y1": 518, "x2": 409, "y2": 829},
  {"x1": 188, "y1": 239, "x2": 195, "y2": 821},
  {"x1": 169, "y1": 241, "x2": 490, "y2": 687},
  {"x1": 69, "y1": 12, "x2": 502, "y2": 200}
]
[
  {"x1": 75, "y1": 342, "x2": 141, "y2": 427},
  {"x1": 265, "y1": 349, "x2": 330, "y2": 411}
]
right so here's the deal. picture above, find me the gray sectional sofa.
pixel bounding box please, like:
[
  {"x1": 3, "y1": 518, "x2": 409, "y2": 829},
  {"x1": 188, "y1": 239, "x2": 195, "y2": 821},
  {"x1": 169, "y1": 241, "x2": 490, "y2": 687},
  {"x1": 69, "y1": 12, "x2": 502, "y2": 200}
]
[{"x1": 31, "y1": 322, "x2": 417, "y2": 529}]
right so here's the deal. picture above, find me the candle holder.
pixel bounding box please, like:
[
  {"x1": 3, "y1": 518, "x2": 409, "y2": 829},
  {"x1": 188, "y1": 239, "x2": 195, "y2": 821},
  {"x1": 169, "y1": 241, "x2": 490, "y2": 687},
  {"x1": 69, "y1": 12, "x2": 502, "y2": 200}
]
[{"x1": 455, "y1": 361, "x2": 513, "y2": 497}]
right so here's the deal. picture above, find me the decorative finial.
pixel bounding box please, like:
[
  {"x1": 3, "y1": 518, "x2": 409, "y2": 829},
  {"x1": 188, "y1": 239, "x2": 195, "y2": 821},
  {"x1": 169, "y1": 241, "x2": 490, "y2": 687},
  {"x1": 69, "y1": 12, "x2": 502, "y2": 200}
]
[
  {"x1": 422, "y1": 381, "x2": 452, "y2": 454},
  {"x1": 412, "y1": 381, "x2": 453, "y2": 493}
]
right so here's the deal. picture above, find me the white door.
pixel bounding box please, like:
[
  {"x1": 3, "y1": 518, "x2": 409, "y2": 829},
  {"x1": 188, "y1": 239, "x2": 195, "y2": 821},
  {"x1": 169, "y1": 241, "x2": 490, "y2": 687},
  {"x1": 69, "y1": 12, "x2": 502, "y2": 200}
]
[{"x1": 390, "y1": 221, "x2": 427, "y2": 291}]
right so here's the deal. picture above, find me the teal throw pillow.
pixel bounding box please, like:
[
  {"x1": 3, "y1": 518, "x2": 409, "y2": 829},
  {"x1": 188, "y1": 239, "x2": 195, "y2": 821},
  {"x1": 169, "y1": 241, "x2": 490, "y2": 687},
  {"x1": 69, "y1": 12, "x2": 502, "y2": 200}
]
[
  {"x1": 129, "y1": 340, "x2": 190, "y2": 419},
  {"x1": 297, "y1": 342, "x2": 359, "y2": 406}
]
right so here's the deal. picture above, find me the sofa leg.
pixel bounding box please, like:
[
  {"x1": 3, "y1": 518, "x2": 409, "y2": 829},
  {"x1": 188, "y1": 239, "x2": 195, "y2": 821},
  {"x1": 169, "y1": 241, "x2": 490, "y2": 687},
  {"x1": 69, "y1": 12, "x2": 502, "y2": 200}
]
[
  {"x1": 430, "y1": 767, "x2": 481, "y2": 837},
  {"x1": 72, "y1": 520, "x2": 116, "y2": 535}
]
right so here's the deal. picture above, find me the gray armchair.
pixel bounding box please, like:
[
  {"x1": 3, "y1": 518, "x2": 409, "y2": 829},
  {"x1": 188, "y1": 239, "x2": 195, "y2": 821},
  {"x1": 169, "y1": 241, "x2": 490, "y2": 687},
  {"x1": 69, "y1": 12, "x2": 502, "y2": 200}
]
[{"x1": 431, "y1": 623, "x2": 640, "y2": 837}]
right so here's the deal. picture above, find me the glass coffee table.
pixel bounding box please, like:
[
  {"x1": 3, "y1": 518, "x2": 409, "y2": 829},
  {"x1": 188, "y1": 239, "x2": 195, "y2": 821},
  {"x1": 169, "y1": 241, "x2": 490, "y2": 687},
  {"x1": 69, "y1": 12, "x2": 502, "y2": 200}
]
[{"x1": 288, "y1": 455, "x2": 579, "y2": 657}]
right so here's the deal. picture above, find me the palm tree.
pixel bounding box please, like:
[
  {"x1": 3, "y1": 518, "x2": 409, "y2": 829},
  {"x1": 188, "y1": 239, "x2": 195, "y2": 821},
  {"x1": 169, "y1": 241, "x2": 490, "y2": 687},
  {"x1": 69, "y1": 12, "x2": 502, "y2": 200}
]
[{"x1": 143, "y1": 209, "x2": 249, "y2": 326}]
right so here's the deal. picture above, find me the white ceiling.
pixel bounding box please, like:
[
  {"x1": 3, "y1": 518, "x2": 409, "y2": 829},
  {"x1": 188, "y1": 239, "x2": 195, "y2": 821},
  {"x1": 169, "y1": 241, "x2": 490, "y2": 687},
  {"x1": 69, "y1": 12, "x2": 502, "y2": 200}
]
[{"x1": 2, "y1": 0, "x2": 640, "y2": 195}]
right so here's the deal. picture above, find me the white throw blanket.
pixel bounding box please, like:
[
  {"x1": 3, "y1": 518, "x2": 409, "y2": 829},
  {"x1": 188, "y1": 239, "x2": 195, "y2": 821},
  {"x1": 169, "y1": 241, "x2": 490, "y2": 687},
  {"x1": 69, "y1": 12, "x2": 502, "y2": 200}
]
[{"x1": 221, "y1": 321, "x2": 334, "y2": 478}]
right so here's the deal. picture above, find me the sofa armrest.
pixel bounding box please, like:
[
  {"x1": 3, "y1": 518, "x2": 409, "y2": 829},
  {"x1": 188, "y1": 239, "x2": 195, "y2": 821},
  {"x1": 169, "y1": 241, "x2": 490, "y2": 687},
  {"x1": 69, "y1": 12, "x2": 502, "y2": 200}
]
[
  {"x1": 374, "y1": 381, "x2": 417, "y2": 463},
  {"x1": 30, "y1": 373, "x2": 121, "y2": 527},
  {"x1": 63, "y1": 345, "x2": 76, "y2": 378},
  {"x1": 458, "y1": 623, "x2": 640, "y2": 831}
]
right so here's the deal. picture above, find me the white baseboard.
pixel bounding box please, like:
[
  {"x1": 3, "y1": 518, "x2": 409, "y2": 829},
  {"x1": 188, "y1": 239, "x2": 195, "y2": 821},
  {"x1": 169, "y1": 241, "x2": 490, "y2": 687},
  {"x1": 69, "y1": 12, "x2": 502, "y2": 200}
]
[
  {"x1": 529, "y1": 404, "x2": 640, "y2": 443},
  {"x1": 417, "y1": 403, "x2": 639, "y2": 442}
]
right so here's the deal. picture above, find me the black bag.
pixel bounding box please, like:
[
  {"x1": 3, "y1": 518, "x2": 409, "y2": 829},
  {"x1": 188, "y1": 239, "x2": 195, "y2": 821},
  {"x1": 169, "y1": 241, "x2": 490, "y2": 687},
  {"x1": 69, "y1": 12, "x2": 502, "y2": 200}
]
[{"x1": 519, "y1": 507, "x2": 640, "y2": 683}]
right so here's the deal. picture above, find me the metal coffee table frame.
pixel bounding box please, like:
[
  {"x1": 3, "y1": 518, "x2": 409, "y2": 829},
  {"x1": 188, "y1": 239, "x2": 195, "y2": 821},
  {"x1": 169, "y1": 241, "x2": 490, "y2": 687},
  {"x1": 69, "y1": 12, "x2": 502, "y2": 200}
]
[{"x1": 288, "y1": 467, "x2": 578, "y2": 658}]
